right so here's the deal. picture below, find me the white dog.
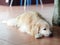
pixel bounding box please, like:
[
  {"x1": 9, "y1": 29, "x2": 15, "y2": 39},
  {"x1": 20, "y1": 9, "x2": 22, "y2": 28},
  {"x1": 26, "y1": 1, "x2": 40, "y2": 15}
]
[{"x1": 2, "y1": 11, "x2": 52, "y2": 39}]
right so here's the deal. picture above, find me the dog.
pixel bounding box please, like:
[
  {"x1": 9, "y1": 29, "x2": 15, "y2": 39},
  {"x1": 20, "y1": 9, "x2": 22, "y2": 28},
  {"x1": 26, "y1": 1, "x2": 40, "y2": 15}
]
[{"x1": 2, "y1": 11, "x2": 52, "y2": 39}]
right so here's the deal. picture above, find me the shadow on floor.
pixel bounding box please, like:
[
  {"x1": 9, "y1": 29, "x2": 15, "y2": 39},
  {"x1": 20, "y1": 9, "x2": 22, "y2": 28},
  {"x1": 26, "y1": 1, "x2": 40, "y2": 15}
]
[{"x1": 51, "y1": 26, "x2": 60, "y2": 38}]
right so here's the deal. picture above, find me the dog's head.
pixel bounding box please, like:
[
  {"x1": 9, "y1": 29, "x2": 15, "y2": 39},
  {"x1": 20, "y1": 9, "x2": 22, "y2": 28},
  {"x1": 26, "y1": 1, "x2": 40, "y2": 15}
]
[{"x1": 34, "y1": 22, "x2": 52, "y2": 39}]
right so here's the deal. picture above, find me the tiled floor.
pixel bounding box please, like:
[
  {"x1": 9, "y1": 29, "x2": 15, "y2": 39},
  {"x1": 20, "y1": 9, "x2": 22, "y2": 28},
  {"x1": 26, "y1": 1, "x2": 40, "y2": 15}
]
[{"x1": 0, "y1": 4, "x2": 60, "y2": 45}]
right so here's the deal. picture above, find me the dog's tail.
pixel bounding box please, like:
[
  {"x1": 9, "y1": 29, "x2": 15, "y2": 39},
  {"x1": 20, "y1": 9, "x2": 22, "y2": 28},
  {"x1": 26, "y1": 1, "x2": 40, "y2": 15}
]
[{"x1": 2, "y1": 18, "x2": 17, "y2": 26}]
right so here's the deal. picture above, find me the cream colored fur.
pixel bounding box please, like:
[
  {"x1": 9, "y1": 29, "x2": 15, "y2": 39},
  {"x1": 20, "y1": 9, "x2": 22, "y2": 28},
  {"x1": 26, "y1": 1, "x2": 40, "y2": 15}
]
[
  {"x1": 16, "y1": 11, "x2": 51, "y2": 38},
  {"x1": 2, "y1": 11, "x2": 51, "y2": 38}
]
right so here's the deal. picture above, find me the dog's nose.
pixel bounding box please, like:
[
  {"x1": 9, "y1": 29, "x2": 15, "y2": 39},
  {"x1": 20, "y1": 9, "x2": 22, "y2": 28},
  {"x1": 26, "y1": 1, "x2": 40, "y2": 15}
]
[{"x1": 49, "y1": 32, "x2": 53, "y2": 37}]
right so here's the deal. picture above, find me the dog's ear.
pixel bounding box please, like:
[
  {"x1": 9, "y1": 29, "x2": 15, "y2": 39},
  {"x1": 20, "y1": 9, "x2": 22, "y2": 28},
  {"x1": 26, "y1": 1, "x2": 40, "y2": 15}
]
[
  {"x1": 34, "y1": 24, "x2": 40, "y2": 35},
  {"x1": 30, "y1": 23, "x2": 40, "y2": 36}
]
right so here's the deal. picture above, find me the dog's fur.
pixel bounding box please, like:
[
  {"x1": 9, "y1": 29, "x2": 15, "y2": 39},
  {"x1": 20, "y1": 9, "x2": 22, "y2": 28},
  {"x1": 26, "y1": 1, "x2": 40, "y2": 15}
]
[{"x1": 2, "y1": 11, "x2": 52, "y2": 38}]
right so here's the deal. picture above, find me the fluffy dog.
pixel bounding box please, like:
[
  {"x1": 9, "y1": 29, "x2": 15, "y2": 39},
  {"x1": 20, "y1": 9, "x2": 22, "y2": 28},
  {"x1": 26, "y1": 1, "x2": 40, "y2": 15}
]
[{"x1": 2, "y1": 11, "x2": 52, "y2": 39}]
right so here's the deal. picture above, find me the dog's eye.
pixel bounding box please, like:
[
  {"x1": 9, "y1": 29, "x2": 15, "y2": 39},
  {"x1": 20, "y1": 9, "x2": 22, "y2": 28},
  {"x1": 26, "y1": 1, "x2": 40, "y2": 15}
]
[{"x1": 43, "y1": 28, "x2": 46, "y2": 30}]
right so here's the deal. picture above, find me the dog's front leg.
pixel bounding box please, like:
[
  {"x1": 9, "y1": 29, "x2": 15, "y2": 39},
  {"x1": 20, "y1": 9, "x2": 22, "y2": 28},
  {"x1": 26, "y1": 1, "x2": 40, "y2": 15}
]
[{"x1": 35, "y1": 33, "x2": 42, "y2": 39}]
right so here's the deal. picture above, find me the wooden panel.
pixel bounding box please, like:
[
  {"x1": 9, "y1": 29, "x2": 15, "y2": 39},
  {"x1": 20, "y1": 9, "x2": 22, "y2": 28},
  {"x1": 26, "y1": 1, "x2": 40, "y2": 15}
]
[
  {"x1": 11, "y1": 0, "x2": 54, "y2": 6},
  {"x1": 32, "y1": 0, "x2": 54, "y2": 4},
  {"x1": 0, "y1": 0, "x2": 54, "y2": 6},
  {"x1": 0, "y1": 0, "x2": 8, "y2": 5},
  {"x1": 42, "y1": 0, "x2": 54, "y2": 4}
]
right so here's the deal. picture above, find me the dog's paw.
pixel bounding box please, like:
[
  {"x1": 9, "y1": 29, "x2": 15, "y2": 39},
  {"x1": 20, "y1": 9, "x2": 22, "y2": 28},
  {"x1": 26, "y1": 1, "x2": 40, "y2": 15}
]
[{"x1": 35, "y1": 34, "x2": 42, "y2": 39}]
